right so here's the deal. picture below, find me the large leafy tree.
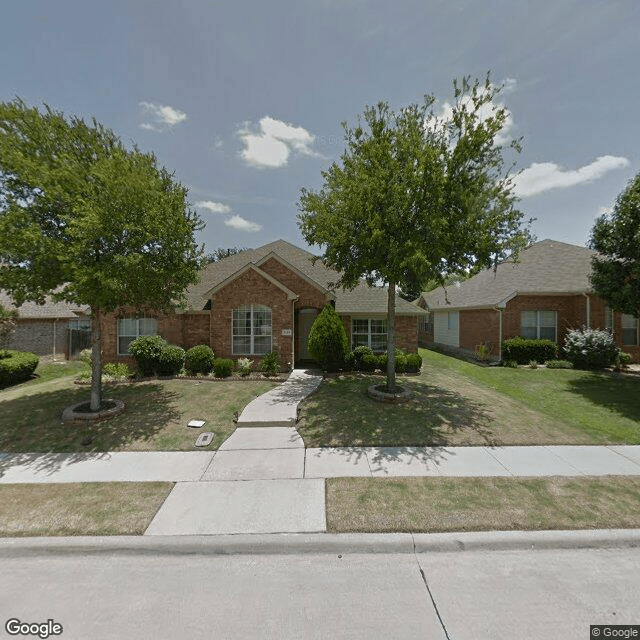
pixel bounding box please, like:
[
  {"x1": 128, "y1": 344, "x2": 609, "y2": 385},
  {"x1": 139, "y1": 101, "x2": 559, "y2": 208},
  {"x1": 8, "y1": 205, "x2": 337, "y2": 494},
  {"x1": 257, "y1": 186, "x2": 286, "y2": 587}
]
[
  {"x1": 298, "y1": 75, "x2": 528, "y2": 391},
  {"x1": 0, "y1": 99, "x2": 203, "y2": 410},
  {"x1": 590, "y1": 171, "x2": 640, "y2": 318}
]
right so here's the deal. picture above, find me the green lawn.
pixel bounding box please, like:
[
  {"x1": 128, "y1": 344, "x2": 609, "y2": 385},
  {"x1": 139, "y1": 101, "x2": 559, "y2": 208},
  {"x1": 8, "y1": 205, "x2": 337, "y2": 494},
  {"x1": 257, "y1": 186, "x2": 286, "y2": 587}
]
[
  {"x1": 296, "y1": 348, "x2": 640, "y2": 447},
  {"x1": 327, "y1": 476, "x2": 640, "y2": 533},
  {"x1": 0, "y1": 372, "x2": 278, "y2": 452},
  {"x1": 0, "y1": 482, "x2": 173, "y2": 536}
]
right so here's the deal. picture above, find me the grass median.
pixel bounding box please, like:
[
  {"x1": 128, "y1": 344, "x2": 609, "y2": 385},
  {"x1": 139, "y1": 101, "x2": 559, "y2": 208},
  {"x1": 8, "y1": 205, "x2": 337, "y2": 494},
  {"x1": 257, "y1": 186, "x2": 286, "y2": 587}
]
[
  {"x1": 326, "y1": 476, "x2": 640, "y2": 533},
  {"x1": 0, "y1": 482, "x2": 173, "y2": 536}
]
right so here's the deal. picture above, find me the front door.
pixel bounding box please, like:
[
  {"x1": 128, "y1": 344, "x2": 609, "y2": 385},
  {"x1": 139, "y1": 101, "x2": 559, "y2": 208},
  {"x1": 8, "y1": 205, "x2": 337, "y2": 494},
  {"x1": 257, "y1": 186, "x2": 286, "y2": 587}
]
[{"x1": 297, "y1": 308, "x2": 319, "y2": 361}]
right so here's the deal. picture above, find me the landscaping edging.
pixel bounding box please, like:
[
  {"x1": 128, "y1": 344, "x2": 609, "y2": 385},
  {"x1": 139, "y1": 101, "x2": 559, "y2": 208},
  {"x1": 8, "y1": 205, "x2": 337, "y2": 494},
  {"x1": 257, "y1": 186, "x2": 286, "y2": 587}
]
[
  {"x1": 367, "y1": 383, "x2": 413, "y2": 403},
  {"x1": 62, "y1": 399, "x2": 126, "y2": 424}
]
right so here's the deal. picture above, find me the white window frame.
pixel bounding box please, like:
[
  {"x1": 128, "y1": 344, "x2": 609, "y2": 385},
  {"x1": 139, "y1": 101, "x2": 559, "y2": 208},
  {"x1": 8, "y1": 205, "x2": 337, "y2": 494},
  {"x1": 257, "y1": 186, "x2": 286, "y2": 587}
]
[
  {"x1": 232, "y1": 305, "x2": 272, "y2": 355},
  {"x1": 621, "y1": 313, "x2": 639, "y2": 346},
  {"x1": 117, "y1": 317, "x2": 157, "y2": 355},
  {"x1": 351, "y1": 318, "x2": 387, "y2": 351},
  {"x1": 521, "y1": 310, "x2": 557, "y2": 342}
]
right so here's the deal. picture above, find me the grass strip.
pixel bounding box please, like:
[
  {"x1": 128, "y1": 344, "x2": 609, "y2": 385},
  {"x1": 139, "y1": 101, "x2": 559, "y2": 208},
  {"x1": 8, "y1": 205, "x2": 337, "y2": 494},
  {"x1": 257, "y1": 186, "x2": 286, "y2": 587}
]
[
  {"x1": 326, "y1": 476, "x2": 640, "y2": 533},
  {"x1": 0, "y1": 482, "x2": 174, "y2": 536}
]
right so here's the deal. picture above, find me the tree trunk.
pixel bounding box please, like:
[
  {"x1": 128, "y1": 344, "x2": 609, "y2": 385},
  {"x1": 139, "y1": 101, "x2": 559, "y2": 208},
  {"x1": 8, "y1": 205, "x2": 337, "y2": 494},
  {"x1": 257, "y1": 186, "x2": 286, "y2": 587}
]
[
  {"x1": 386, "y1": 279, "x2": 396, "y2": 393},
  {"x1": 90, "y1": 307, "x2": 103, "y2": 411}
]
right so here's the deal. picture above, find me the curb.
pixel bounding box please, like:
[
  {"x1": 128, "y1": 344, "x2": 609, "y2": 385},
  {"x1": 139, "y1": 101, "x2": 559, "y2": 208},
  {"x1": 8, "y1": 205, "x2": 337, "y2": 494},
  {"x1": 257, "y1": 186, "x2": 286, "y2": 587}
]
[{"x1": 2, "y1": 529, "x2": 640, "y2": 557}]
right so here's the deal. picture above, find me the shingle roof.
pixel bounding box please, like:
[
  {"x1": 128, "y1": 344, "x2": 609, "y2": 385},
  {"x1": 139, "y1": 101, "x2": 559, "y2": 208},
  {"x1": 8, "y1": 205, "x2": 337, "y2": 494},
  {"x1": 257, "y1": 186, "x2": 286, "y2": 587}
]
[
  {"x1": 0, "y1": 290, "x2": 89, "y2": 319},
  {"x1": 187, "y1": 239, "x2": 424, "y2": 315},
  {"x1": 420, "y1": 239, "x2": 596, "y2": 311}
]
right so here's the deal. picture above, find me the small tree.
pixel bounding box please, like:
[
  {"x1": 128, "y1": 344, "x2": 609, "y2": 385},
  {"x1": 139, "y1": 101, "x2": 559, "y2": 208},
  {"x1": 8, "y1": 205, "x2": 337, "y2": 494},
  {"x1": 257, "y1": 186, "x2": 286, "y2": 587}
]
[
  {"x1": 0, "y1": 99, "x2": 203, "y2": 410},
  {"x1": 0, "y1": 303, "x2": 19, "y2": 352},
  {"x1": 299, "y1": 75, "x2": 528, "y2": 391},
  {"x1": 590, "y1": 171, "x2": 640, "y2": 320},
  {"x1": 307, "y1": 303, "x2": 349, "y2": 372}
]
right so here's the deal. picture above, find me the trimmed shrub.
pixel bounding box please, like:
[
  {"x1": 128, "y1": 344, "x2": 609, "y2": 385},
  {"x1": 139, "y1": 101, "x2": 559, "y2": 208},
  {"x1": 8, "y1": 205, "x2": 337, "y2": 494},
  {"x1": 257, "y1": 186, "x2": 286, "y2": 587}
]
[
  {"x1": 0, "y1": 350, "x2": 39, "y2": 386},
  {"x1": 619, "y1": 352, "x2": 632, "y2": 366},
  {"x1": 502, "y1": 337, "x2": 557, "y2": 365},
  {"x1": 361, "y1": 353, "x2": 379, "y2": 373},
  {"x1": 213, "y1": 358, "x2": 234, "y2": 378},
  {"x1": 406, "y1": 353, "x2": 423, "y2": 373},
  {"x1": 260, "y1": 351, "x2": 281, "y2": 375},
  {"x1": 128, "y1": 335, "x2": 168, "y2": 376},
  {"x1": 307, "y1": 304, "x2": 349, "y2": 372},
  {"x1": 545, "y1": 359, "x2": 573, "y2": 369},
  {"x1": 351, "y1": 346, "x2": 375, "y2": 371},
  {"x1": 156, "y1": 345, "x2": 185, "y2": 376},
  {"x1": 376, "y1": 350, "x2": 410, "y2": 373},
  {"x1": 103, "y1": 362, "x2": 131, "y2": 378},
  {"x1": 185, "y1": 345, "x2": 215, "y2": 375},
  {"x1": 564, "y1": 327, "x2": 619, "y2": 370}
]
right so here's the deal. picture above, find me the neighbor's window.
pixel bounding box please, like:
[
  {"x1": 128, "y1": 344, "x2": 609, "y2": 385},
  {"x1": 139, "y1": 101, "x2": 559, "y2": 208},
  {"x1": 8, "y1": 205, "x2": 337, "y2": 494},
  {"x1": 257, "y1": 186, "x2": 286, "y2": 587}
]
[
  {"x1": 232, "y1": 305, "x2": 272, "y2": 355},
  {"x1": 351, "y1": 318, "x2": 387, "y2": 351},
  {"x1": 447, "y1": 311, "x2": 459, "y2": 332},
  {"x1": 621, "y1": 313, "x2": 639, "y2": 346},
  {"x1": 419, "y1": 312, "x2": 434, "y2": 334},
  {"x1": 521, "y1": 310, "x2": 557, "y2": 341},
  {"x1": 117, "y1": 317, "x2": 157, "y2": 355}
]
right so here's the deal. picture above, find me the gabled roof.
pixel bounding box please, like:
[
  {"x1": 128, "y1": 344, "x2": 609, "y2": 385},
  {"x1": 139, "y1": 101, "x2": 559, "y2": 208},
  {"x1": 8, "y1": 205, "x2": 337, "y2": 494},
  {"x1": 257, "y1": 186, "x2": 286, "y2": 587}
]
[
  {"x1": 419, "y1": 239, "x2": 596, "y2": 311},
  {"x1": 0, "y1": 290, "x2": 89, "y2": 319},
  {"x1": 187, "y1": 239, "x2": 424, "y2": 315},
  {"x1": 204, "y1": 263, "x2": 298, "y2": 300}
]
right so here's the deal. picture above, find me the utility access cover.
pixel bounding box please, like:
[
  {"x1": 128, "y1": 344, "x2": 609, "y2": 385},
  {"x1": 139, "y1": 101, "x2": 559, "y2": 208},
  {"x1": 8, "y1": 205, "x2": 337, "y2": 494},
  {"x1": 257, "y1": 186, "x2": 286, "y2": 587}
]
[
  {"x1": 195, "y1": 432, "x2": 214, "y2": 447},
  {"x1": 187, "y1": 420, "x2": 206, "y2": 428}
]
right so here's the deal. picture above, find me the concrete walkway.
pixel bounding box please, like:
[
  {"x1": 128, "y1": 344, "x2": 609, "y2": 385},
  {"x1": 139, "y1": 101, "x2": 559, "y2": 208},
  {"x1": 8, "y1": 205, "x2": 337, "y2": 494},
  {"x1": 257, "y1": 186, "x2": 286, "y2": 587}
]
[
  {"x1": 235, "y1": 368, "x2": 323, "y2": 426},
  {"x1": 3, "y1": 444, "x2": 640, "y2": 484}
]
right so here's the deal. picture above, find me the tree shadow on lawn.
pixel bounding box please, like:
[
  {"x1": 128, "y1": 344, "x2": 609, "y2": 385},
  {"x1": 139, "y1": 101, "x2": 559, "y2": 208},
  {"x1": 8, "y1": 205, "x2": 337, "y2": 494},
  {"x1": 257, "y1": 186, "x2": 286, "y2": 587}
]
[
  {"x1": 297, "y1": 375, "x2": 499, "y2": 448},
  {"x1": 0, "y1": 383, "x2": 181, "y2": 477},
  {"x1": 566, "y1": 372, "x2": 640, "y2": 425}
]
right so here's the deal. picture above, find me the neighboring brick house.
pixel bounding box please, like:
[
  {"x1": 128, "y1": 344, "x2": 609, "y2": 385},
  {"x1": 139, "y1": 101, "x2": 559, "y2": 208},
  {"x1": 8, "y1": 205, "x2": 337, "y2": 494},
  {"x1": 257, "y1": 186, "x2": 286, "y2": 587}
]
[
  {"x1": 96, "y1": 239, "x2": 425, "y2": 370},
  {"x1": 0, "y1": 291, "x2": 90, "y2": 359},
  {"x1": 415, "y1": 239, "x2": 640, "y2": 363}
]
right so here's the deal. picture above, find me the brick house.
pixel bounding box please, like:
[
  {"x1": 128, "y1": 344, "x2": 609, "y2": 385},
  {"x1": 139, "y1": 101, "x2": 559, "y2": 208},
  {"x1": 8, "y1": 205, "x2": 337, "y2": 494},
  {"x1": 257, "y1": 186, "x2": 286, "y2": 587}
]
[
  {"x1": 95, "y1": 239, "x2": 425, "y2": 369},
  {"x1": 416, "y1": 239, "x2": 640, "y2": 363},
  {"x1": 0, "y1": 291, "x2": 90, "y2": 359}
]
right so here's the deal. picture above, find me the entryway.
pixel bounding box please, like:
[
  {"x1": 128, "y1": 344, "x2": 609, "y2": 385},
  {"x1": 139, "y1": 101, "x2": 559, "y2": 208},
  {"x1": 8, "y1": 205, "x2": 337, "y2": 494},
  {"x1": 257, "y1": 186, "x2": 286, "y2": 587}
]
[{"x1": 296, "y1": 308, "x2": 319, "y2": 363}]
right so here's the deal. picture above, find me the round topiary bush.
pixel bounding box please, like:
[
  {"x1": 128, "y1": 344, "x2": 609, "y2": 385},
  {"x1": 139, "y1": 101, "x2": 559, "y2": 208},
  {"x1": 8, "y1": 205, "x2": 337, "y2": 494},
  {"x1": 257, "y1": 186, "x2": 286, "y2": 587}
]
[
  {"x1": 307, "y1": 304, "x2": 349, "y2": 372},
  {"x1": 128, "y1": 335, "x2": 168, "y2": 376},
  {"x1": 405, "y1": 352, "x2": 423, "y2": 373},
  {"x1": 564, "y1": 327, "x2": 619, "y2": 370},
  {"x1": 185, "y1": 344, "x2": 215, "y2": 374},
  {"x1": 360, "y1": 353, "x2": 379, "y2": 373},
  {"x1": 156, "y1": 345, "x2": 185, "y2": 376},
  {"x1": 0, "y1": 350, "x2": 39, "y2": 386},
  {"x1": 213, "y1": 357, "x2": 234, "y2": 378},
  {"x1": 350, "y1": 345, "x2": 374, "y2": 371}
]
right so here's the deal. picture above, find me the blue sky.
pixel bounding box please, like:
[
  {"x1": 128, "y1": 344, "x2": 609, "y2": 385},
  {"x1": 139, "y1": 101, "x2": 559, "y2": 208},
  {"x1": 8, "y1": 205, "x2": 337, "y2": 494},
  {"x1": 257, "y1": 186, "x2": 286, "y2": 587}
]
[{"x1": 3, "y1": 0, "x2": 639, "y2": 253}]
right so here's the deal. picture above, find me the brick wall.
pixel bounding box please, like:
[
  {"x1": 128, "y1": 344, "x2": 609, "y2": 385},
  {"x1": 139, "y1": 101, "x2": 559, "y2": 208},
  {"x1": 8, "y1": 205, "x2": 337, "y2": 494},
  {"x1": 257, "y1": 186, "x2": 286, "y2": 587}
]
[
  {"x1": 259, "y1": 258, "x2": 327, "y2": 310},
  {"x1": 459, "y1": 309, "x2": 501, "y2": 358},
  {"x1": 503, "y1": 294, "x2": 585, "y2": 346},
  {"x1": 210, "y1": 268, "x2": 294, "y2": 369}
]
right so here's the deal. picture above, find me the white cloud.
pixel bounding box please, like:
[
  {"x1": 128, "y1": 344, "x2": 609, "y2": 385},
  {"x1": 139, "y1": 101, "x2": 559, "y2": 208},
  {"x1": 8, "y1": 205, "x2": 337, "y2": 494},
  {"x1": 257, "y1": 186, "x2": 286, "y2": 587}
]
[
  {"x1": 224, "y1": 215, "x2": 262, "y2": 232},
  {"x1": 514, "y1": 155, "x2": 630, "y2": 198},
  {"x1": 195, "y1": 200, "x2": 231, "y2": 214},
  {"x1": 237, "y1": 116, "x2": 318, "y2": 168},
  {"x1": 139, "y1": 101, "x2": 187, "y2": 131},
  {"x1": 431, "y1": 78, "x2": 516, "y2": 146}
]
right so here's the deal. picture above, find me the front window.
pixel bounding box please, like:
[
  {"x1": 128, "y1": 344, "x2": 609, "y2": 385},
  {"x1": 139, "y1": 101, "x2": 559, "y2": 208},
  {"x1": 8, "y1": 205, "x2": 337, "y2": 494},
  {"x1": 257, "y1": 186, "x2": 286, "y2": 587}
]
[
  {"x1": 621, "y1": 314, "x2": 639, "y2": 346},
  {"x1": 521, "y1": 310, "x2": 557, "y2": 341},
  {"x1": 232, "y1": 305, "x2": 272, "y2": 355},
  {"x1": 117, "y1": 317, "x2": 157, "y2": 355},
  {"x1": 351, "y1": 318, "x2": 387, "y2": 351}
]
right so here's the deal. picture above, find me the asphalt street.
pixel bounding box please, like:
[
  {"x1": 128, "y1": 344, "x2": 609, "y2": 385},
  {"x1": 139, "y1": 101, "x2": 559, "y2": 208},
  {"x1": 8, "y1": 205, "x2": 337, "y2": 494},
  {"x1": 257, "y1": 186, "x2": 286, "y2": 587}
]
[{"x1": 1, "y1": 538, "x2": 638, "y2": 640}]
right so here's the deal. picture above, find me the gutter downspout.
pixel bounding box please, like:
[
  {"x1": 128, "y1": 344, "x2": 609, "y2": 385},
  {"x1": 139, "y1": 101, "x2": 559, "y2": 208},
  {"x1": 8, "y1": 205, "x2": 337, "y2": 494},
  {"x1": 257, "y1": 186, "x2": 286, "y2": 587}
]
[
  {"x1": 583, "y1": 292, "x2": 591, "y2": 328},
  {"x1": 496, "y1": 307, "x2": 503, "y2": 361},
  {"x1": 291, "y1": 299, "x2": 296, "y2": 371}
]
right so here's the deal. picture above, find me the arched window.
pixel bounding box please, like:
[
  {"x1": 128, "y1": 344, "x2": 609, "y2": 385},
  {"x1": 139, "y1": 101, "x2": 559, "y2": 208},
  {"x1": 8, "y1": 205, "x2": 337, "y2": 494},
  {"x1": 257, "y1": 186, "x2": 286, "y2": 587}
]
[{"x1": 232, "y1": 305, "x2": 272, "y2": 355}]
